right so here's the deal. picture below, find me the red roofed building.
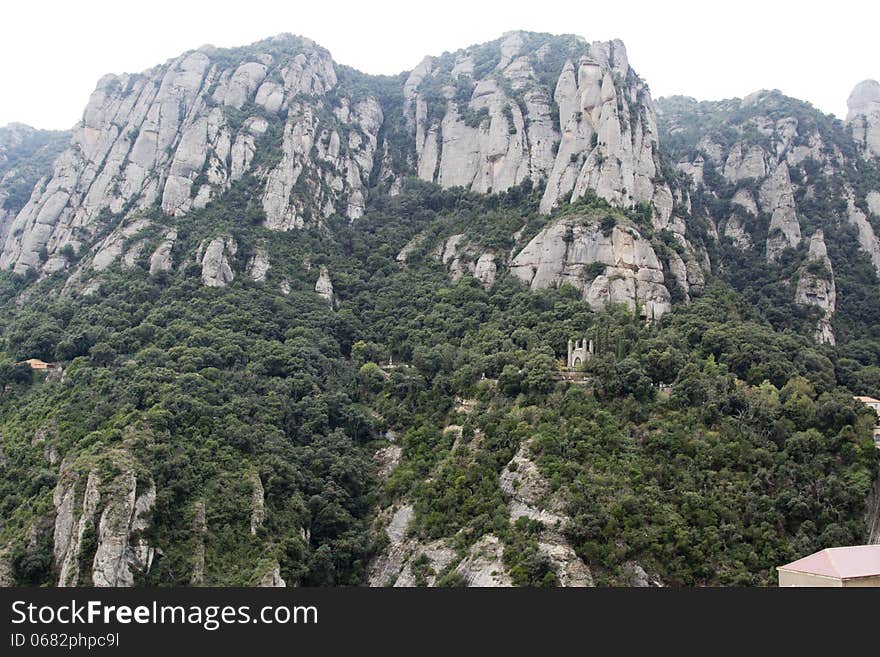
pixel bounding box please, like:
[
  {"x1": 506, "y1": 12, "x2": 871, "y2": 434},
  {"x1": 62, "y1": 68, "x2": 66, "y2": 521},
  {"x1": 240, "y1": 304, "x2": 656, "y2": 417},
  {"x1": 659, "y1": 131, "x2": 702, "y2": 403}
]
[{"x1": 778, "y1": 545, "x2": 880, "y2": 587}]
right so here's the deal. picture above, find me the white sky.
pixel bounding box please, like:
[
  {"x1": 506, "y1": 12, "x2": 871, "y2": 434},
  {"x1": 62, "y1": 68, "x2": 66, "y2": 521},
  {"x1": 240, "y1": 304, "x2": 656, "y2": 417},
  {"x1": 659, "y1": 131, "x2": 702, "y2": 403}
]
[{"x1": 1, "y1": 0, "x2": 877, "y2": 129}]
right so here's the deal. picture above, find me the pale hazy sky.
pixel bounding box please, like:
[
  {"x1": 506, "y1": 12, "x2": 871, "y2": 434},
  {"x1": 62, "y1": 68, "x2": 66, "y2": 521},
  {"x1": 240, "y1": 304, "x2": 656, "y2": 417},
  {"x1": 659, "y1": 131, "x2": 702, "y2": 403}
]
[{"x1": 1, "y1": 0, "x2": 877, "y2": 129}]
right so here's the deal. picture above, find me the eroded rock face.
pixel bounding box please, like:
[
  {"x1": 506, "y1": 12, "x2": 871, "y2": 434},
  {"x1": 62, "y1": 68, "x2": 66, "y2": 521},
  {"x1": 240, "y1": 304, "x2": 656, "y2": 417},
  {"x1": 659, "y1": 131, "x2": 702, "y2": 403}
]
[
  {"x1": 0, "y1": 36, "x2": 380, "y2": 274},
  {"x1": 473, "y1": 252, "x2": 497, "y2": 289},
  {"x1": 92, "y1": 474, "x2": 155, "y2": 587},
  {"x1": 0, "y1": 125, "x2": 70, "y2": 250},
  {"x1": 454, "y1": 535, "x2": 512, "y2": 587},
  {"x1": 622, "y1": 562, "x2": 663, "y2": 587},
  {"x1": 430, "y1": 234, "x2": 498, "y2": 288},
  {"x1": 1, "y1": 51, "x2": 213, "y2": 274},
  {"x1": 847, "y1": 196, "x2": 880, "y2": 278},
  {"x1": 250, "y1": 474, "x2": 265, "y2": 536},
  {"x1": 369, "y1": 414, "x2": 590, "y2": 587},
  {"x1": 246, "y1": 245, "x2": 270, "y2": 282},
  {"x1": 404, "y1": 33, "x2": 672, "y2": 227},
  {"x1": 53, "y1": 464, "x2": 101, "y2": 586},
  {"x1": 315, "y1": 266, "x2": 334, "y2": 304},
  {"x1": 258, "y1": 563, "x2": 286, "y2": 587},
  {"x1": 52, "y1": 457, "x2": 155, "y2": 587},
  {"x1": 510, "y1": 216, "x2": 673, "y2": 319},
  {"x1": 262, "y1": 96, "x2": 382, "y2": 230},
  {"x1": 761, "y1": 163, "x2": 801, "y2": 261},
  {"x1": 500, "y1": 442, "x2": 593, "y2": 586},
  {"x1": 396, "y1": 233, "x2": 427, "y2": 263},
  {"x1": 848, "y1": 80, "x2": 880, "y2": 159},
  {"x1": 197, "y1": 235, "x2": 237, "y2": 287},
  {"x1": 149, "y1": 229, "x2": 177, "y2": 275},
  {"x1": 795, "y1": 230, "x2": 836, "y2": 345},
  {"x1": 659, "y1": 92, "x2": 857, "y2": 267},
  {"x1": 723, "y1": 142, "x2": 767, "y2": 182},
  {"x1": 367, "y1": 504, "x2": 459, "y2": 587},
  {"x1": 91, "y1": 217, "x2": 152, "y2": 272},
  {"x1": 0, "y1": 548, "x2": 12, "y2": 586}
]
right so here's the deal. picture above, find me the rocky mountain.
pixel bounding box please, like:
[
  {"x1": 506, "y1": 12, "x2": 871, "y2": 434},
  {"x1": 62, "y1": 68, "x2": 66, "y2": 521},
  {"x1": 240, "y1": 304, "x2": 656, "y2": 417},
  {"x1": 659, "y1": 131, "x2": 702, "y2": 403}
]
[
  {"x1": 0, "y1": 35, "x2": 382, "y2": 275},
  {"x1": 0, "y1": 31, "x2": 704, "y2": 318},
  {"x1": 657, "y1": 88, "x2": 880, "y2": 344},
  {"x1": 1, "y1": 32, "x2": 879, "y2": 589},
  {"x1": 0, "y1": 124, "x2": 70, "y2": 250},
  {"x1": 848, "y1": 79, "x2": 880, "y2": 159},
  {"x1": 402, "y1": 33, "x2": 672, "y2": 222}
]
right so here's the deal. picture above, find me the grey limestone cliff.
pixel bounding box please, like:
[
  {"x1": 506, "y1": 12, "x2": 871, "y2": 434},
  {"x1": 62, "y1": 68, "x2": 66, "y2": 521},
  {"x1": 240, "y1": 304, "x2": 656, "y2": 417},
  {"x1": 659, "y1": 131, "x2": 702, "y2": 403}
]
[
  {"x1": 52, "y1": 456, "x2": 155, "y2": 587},
  {"x1": 795, "y1": 230, "x2": 836, "y2": 345},
  {"x1": 848, "y1": 80, "x2": 880, "y2": 159},
  {"x1": 510, "y1": 215, "x2": 673, "y2": 319},
  {"x1": 404, "y1": 33, "x2": 673, "y2": 227}
]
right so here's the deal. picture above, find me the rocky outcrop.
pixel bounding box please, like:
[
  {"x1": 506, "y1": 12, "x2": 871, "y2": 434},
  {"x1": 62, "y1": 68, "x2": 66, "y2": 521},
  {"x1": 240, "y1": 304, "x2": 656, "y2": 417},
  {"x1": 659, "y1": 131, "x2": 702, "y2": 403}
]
[
  {"x1": 510, "y1": 215, "x2": 673, "y2": 319},
  {"x1": 53, "y1": 465, "x2": 101, "y2": 586},
  {"x1": 665, "y1": 242, "x2": 706, "y2": 301},
  {"x1": 246, "y1": 244, "x2": 270, "y2": 281},
  {"x1": 369, "y1": 412, "x2": 589, "y2": 587},
  {"x1": 847, "y1": 196, "x2": 880, "y2": 278},
  {"x1": 1, "y1": 51, "x2": 214, "y2": 274},
  {"x1": 500, "y1": 442, "x2": 593, "y2": 586},
  {"x1": 473, "y1": 252, "x2": 498, "y2": 289},
  {"x1": 0, "y1": 548, "x2": 12, "y2": 586},
  {"x1": 197, "y1": 235, "x2": 237, "y2": 287},
  {"x1": 149, "y1": 229, "x2": 177, "y2": 274},
  {"x1": 0, "y1": 35, "x2": 381, "y2": 274},
  {"x1": 658, "y1": 92, "x2": 861, "y2": 267},
  {"x1": 250, "y1": 473, "x2": 265, "y2": 535},
  {"x1": 315, "y1": 265, "x2": 334, "y2": 304},
  {"x1": 262, "y1": 96, "x2": 382, "y2": 230},
  {"x1": 454, "y1": 535, "x2": 512, "y2": 587},
  {"x1": 258, "y1": 562, "x2": 286, "y2": 587},
  {"x1": 0, "y1": 124, "x2": 69, "y2": 247},
  {"x1": 723, "y1": 142, "x2": 766, "y2": 182},
  {"x1": 91, "y1": 217, "x2": 151, "y2": 272},
  {"x1": 795, "y1": 230, "x2": 836, "y2": 345},
  {"x1": 367, "y1": 504, "x2": 458, "y2": 587},
  {"x1": 2, "y1": 32, "x2": 684, "y2": 287},
  {"x1": 366, "y1": 434, "x2": 454, "y2": 588},
  {"x1": 719, "y1": 189, "x2": 758, "y2": 250},
  {"x1": 404, "y1": 33, "x2": 672, "y2": 227},
  {"x1": 396, "y1": 233, "x2": 427, "y2": 263},
  {"x1": 760, "y1": 163, "x2": 801, "y2": 261},
  {"x1": 374, "y1": 444, "x2": 403, "y2": 479},
  {"x1": 868, "y1": 191, "x2": 880, "y2": 218},
  {"x1": 848, "y1": 80, "x2": 880, "y2": 159},
  {"x1": 91, "y1": 474, "x2": 155, "y2": 587},
  {"x1": 431, "y1": 234, "x2": 498, "y2": 288},
  {"x1": 621, "y1": 562, "x2": 664, "y2": 587},
  {"x1": 52, "y1": 456, "x2": 155, "y2": 587}
]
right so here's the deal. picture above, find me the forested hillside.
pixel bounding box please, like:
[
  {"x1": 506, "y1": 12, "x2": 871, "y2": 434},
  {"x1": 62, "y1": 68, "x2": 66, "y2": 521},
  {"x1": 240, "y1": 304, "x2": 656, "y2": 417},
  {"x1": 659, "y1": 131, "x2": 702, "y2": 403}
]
[{"x1": 0, "y1": 32, "x2": 878, "y2": 587}]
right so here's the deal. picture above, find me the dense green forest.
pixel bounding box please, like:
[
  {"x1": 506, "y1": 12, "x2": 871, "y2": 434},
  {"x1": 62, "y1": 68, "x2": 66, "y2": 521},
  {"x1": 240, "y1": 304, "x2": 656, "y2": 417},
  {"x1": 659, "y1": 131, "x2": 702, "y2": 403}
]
[{"x1": 1, "y1": 178, "x2": 877, "y2": 586}]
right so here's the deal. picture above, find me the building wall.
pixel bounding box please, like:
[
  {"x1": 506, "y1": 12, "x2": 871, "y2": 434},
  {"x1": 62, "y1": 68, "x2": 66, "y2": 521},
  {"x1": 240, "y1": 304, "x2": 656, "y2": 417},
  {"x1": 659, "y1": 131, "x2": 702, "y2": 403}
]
[
  {"x1": 842, "y1": 575, "x2": 880, "y2": 587},
  {"x1": 778, "y1": 570, "x2": 843, "y2": 587},
  {"x1": 778, "y1": 570, "x2": 880, "y2": 587}
]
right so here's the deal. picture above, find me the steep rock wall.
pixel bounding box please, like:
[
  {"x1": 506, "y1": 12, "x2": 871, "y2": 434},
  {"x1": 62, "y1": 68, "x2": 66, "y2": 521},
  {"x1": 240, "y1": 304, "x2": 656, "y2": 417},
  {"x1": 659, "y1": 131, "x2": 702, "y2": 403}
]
[
  {"x1": 403, "y1": 33, "x2": 673, "y2": 227},
  {"x1": 510, "y1": 216, "x2": 673, "y2": 319}
]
